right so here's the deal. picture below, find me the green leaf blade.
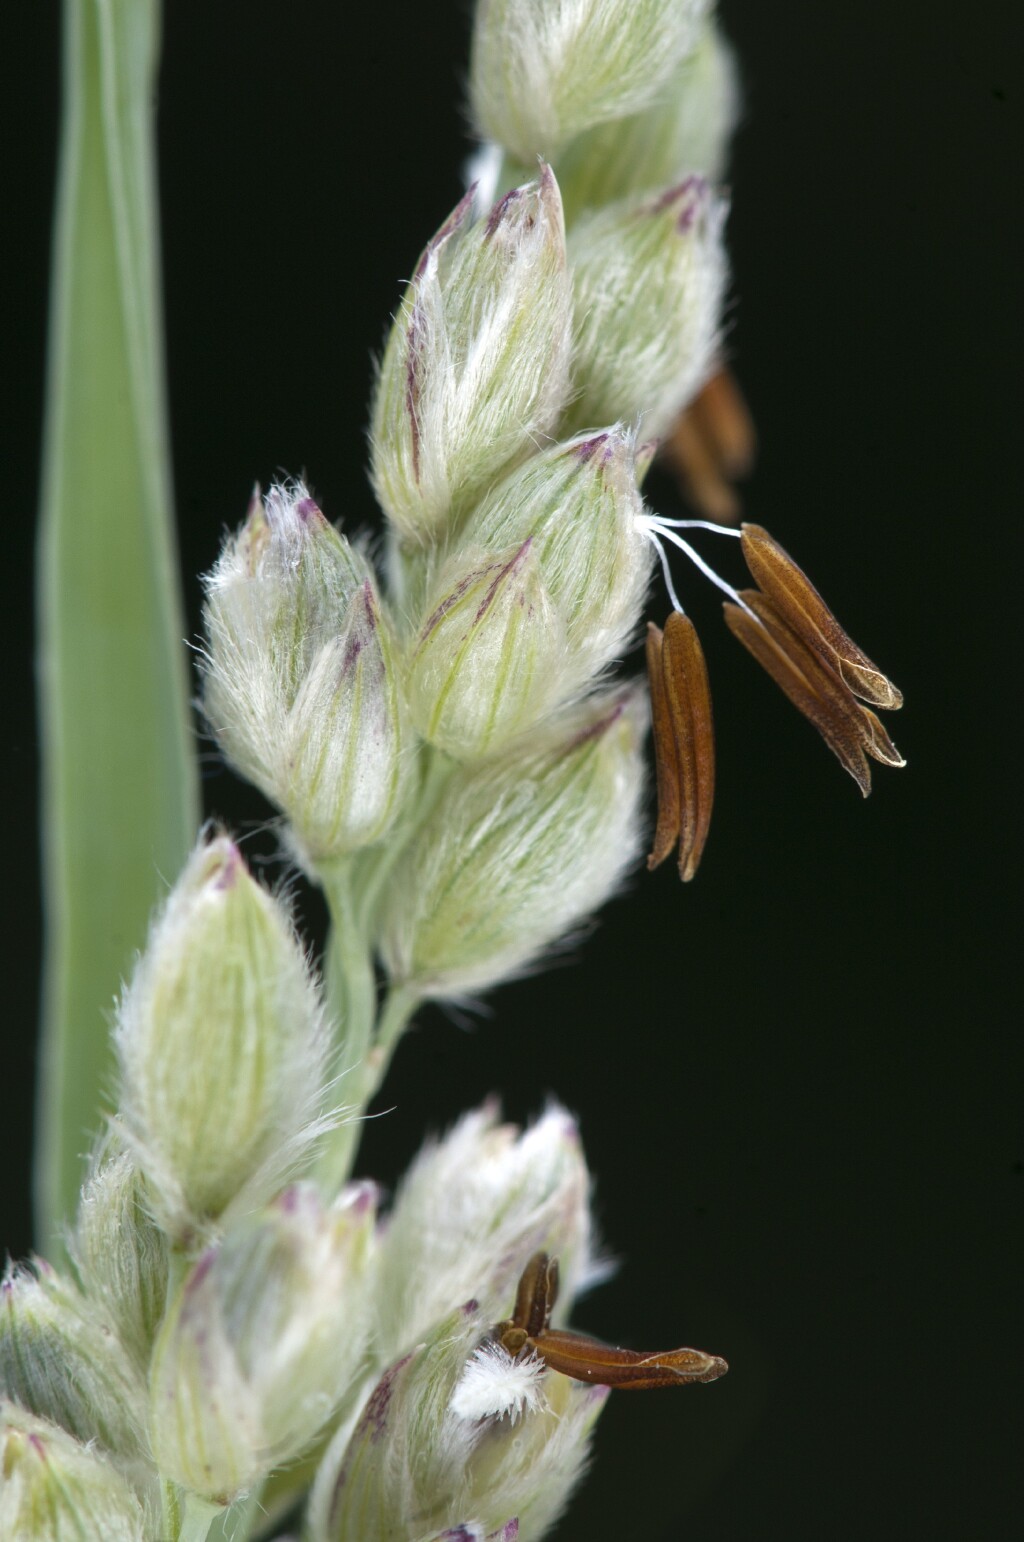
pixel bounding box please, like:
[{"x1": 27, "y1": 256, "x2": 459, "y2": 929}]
[{"x1": 35, "y1": 0, "x2": 199, "y2": 1249}]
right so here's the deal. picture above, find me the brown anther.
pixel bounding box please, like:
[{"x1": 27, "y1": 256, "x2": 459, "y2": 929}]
[
  {"x1": 646, "y1": 613, "x2": 716, "y2": 881},
  {"x1": 691, "y1": 369, "x2": 758, "y2": 480},
  {"x1": 495, "y1": 1250, "x2": 558, "y2": 1358},
  {"x1": 646, "y1": 623, "x2": 681, "y2": 870},
  {"x1": 723, "y1": 589, "x2": 905, "y2": 795},
  {"x1": 739, "y1": 523, "x2": 903, "y2": 710},
  {"x1": 658, "y1": 367, "x2": 757, "y2": 524},
  {"x1": 495, "y1": 1252, "x2": 728, "y2": 1391},
  {"x1": 859, "y1": 706, "x2": 906, "y2": 767},
  {"x1": 659, "y1": 412, "x2": 740, "y2": 524},
  {"x1": 524, "y1": 1330, "x2": 728, "y2": 1390},
  {"x1": 511, "y1": 1251, "x2": 558, "y2": 1341}
]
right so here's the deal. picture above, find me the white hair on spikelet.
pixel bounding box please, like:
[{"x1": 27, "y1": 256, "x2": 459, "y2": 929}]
[{"x1": 470, "y1": 0, "x2": 710, "y2": 162}]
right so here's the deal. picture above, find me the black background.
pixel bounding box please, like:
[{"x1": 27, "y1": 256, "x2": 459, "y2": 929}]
[{"x1": 3, "y1": 2, "x2": 1021, "y2": 1537}]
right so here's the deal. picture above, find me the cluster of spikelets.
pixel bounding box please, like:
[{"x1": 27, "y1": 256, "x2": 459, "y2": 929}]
[
  {"x1": 202, "y1": 13, "x2": 732, "y2": 1003},
  {"x1": 3, "y1": 973, "x2": 603, "y2": 1539},
  {"x1": 2, "y1": 2, "x2": 741, "y2": 1537}
]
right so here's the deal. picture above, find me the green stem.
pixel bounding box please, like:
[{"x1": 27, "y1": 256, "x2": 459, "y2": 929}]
[
  {"x1": 315, "y1": 861, "x2": 378, "y2": 1194},
  {"x1": 315, "y1": 982, "x2": 421, "y2": 1192},
  {"x1": 161, "y1": 1475, "x2": 226, "y2": 1541},
  {"x1": 313, "y1": 750, "x2": 452, "y2": 1189},
  {"x1": 366, "y1": 984, "x2": 422, "y2": 1097},
  {"x1": 322, "y1": 859, "x2": 378, "y2": 1076},
  {"x1": 203, "y1": 1489, "x2": 264, "y2": 1542},
  {"x1": 160, "y1": 1479, "x2": 182, "y2": 1540},
  {"x1": 166, "y1": 1242, "x2": 196, "y2": 1303},
  {"x1": 178, "y1": 1493, "x2": 226, "y2": 1542},
  {"x1": 351, "y1": 746, "x2": 456, "y2": 939},
  {"x1": 35, "y1": 0, "x2": 198, "y2": 1250}
]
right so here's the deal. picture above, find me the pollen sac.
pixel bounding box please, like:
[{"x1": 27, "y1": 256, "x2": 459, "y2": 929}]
[
  {"x1": 496, "y1": 1251, "x2": 728, "y2": 1391},
  {"x1": 524, "y1": 1329, "x2": 728, "y2": 1389},
  {"x1": 724, "y1": 589, "x2": 905, "y2": 795},
  {"x1": 565, "y1": 178, "x2": 728, "y2": 442},
  {"x1": 659, "y1": 366, "x2": 758, "y2": 523},
  {"x1": 370, "y1": 168, "x2": 572, "y2": 548},
  {"x1": 739, "y1": 523, "x2": 903, "y2": 710},
  {"x1": 469, "y1": 0, "x2": 709, "y2": 163},
  {"x1": 646, "y1": 612, "x2": 716, "y2": 881}
]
